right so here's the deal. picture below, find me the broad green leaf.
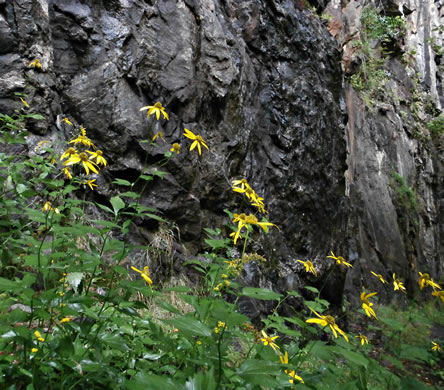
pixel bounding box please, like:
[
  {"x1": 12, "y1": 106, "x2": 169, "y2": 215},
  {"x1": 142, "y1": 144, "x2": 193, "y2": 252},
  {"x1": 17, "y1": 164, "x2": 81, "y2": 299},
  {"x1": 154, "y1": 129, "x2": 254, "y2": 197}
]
[
  {"x1": 304, "y1": 286, "x2": 319, "y2": 294},
  {"x1": 400, "y1": 377, "x2": 431, "y2": 390},
  {"x1": 286, "y1": 290, "x2": 302, "y2": 298},
  {"x1": 205, "y1": 238, "x2": 231, "y2": 250},
  {"x1": 149, "y1": 170, "x2": 168, "y2": 178},
  {"x1": 164, "y1": 316, "x2": 212, "y2": 337},
  {"x1": 110, "y1": 196, "x2": 125, "y2": 215},
  {"x1": 112, "y1": 178, "x2": 132, "y2": 186},
  {"x1": 139, "y1": 175, "x2": 153, "y2": 181},
  {"x1": 185, "y1": 368, "x2": 217, "y2": 390},
  {"x1": 331, "y1": 347, "x2": 369, "y2": 368},
  {"x1": 379, "y1": 316, "x2": 404, "y2": 332},
  {"x1": 95, "y1": 202, "x2": 114, "y2": 214},
  {"x1": 66, "y1": 272, "x2": 84, "y2": 293},
  {"x1": 125, "y1": 372, "x2": 179, "y2": 390},
  {"x1": 143, "y1": 213, "x2": 165, "y2": 222},
  {"x1": 16, "y1": 184, "x2": 28, "y2": 194},
  {"x1": 0, "y1": 277, "x2": 22, "y2": 292},
  {"x1": 242, "y1": 287, "x2": 282, "y2": 301},
  {"x1": 237, "y1": 359, "x2": 283, "y2": 386},
  {"x1": 119, "y1": 191, "x2": 140, "y2": 198}
]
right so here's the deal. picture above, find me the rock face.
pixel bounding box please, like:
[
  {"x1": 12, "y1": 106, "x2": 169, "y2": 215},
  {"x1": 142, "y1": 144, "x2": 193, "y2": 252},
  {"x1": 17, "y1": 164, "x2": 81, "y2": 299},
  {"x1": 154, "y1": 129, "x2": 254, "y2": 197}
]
[{"x1": 0, "y1": 0, "x2": 442, "y2": 308}]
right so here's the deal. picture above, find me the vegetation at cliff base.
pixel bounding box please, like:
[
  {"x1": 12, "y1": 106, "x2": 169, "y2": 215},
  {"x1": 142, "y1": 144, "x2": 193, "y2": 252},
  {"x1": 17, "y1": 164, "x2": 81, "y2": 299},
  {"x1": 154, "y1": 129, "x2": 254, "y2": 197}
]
[{"x1": 0, "y1": 97, "x2": 442, "y2": 389}]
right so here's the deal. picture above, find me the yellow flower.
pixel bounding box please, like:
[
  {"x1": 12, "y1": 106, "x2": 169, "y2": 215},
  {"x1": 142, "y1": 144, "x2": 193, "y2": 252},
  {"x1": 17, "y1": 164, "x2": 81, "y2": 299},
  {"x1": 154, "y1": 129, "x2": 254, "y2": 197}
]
[
  {"x1": 432, "y1": 290, "x2": 444, "y2": 302},
  {"x1": 360, "y1": 292, "x2": 378, "y2": 319},
  {"x1": 184, "y1": 128, "x2": 209, "y2": 155},
  {"x1": 393, "y1": 273, "x2": 406, "y2": 293},
  {"x1": 63, "y1": 167, "x2": 73, "y2": 179},
  {"x1": 68, "y1": 130, "x2": 95, "y2": 149},
  {"x1": 327, "y1": 251, "x2": 353, "y2": 267},
  {"x1": 260, "y1": 330, "x2": 280, "y2": 352},
  {"x1": 355, "y1": 334, "x2": 369, "y2": 345},
  {"x1": 60, "y1": 317, "x2": 71, "y2": 324},
  {"x1": 196, "y1": 340, "x2": 202, "y2": 345},
  {"x1": 232, "y1": 179, "x2": 252, "y2": 191},
  {"x1": 63, "y1": 117, "x2": 73, "y2": 125},
  {"x1": 418, "y1": 272, "x2": 441, "y2": 290},
  {"x1": 42, "y1": 201, "x2": 52, "y2": 212},
  {"x1": 218, "y1": 321, "x2": 226, "y2": 328},
  {"x1": 170, "y1": 143, "x2": 181, "y2": 154},
  {"x1": 297, "y1": 259, "x2": 317, "y2": 277},
  {"x1": 287, "y1": 370, "x2": 304, "y2": 384},
  {"x1": 29, "y1": 59, "x2": 42, "y2": 69},
  {"x1": 306, "y1": 308, "x2": 349, "y2": 342},
  {"x1": 279, "y1": 351, "x2": 289, "y2": 365},
  {"x1": 152, "y1": 132, "x2": 165, "y2": 142},
  {"x1": 31, "y1": 348, "x2": 38, "y2": 353},
  {"x1": 86, "y1": 150, "x2": 107, "y2": 166},
  {"x1": 42, "y1": 201, "x2": 60, "y2": 214},
  {"x1": 371, "y1": 271, "x2": 387, "y2": 284},
  {"x1": 231, "y1": 213, "x2": 278, "y2": 245},
  {"x1": 20, "y1": 97, "x2": 30, "y2": 108},
  {"x1": 279, "y1": 352, "x2": 305, "y2": 383},
  {"x1": 34, "y1": 330, "x2": 45, "y2": 342},
  {"x1": 131, "y1": 265, "x2": 153, "y2": 286},
  {"x1": 432, "y1": 341, "x2": 441, "y2": 352},
  {"x1": 60, "y1": 147, "x2": 78, "y2": 161},
  {"x1": 140, "y1": 102, "x2": 169, "y2": 120},
  {"x1": 83, "y1": 179, "x2": 97, "y2": 190},
  {"x1": 64, "y1": 152, "x2": 99, "y2": 175}
]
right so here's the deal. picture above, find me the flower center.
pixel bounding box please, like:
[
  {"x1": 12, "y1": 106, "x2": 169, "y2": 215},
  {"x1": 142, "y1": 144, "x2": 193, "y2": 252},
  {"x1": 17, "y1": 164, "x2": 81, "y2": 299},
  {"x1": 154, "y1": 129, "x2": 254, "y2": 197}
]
[{"x1": 79, "y1": 152, "x2": 89, "y2": 162}]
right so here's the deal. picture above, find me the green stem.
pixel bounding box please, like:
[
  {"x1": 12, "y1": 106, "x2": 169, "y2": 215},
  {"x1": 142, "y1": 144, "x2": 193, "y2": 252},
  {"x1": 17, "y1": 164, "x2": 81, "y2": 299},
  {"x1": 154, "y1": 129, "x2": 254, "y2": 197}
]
[
  {"x1": 241, "y1": 229, "x2": 250, "y2": 259},
  {"x1": 215, "y1": 325, "x2": 226, "y2": 390}
]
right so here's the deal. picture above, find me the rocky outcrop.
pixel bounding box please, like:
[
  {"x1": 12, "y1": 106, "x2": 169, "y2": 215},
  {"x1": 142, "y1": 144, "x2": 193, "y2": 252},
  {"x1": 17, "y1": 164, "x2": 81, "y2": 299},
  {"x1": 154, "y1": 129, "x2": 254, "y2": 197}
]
[{"x1": 0, "y1": 0, "x2": 442, "y2": 310}]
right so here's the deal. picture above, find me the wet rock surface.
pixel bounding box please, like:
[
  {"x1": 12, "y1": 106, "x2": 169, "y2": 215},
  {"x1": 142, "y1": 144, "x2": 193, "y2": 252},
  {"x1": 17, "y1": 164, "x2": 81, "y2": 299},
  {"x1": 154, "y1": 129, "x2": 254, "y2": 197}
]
[{"x1": 0, "y1": 0, "x2": 442, "y2": 311}]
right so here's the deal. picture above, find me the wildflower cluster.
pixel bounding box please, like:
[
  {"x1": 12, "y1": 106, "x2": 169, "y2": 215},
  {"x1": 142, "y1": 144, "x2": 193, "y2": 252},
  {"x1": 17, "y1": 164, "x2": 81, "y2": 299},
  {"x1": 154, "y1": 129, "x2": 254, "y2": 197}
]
[
  {"x1": 232, "y1": 179, "x2": 267, "y2": 213},
  {"x1": 214, "y1": 321, "x2": 226, "y2": 334},
  {"x1": 139, "y1": 102, "x2": 209, "y2": 156},
  {"x1": 60, "y1": 125, "x2": 107, "y2": 184}
]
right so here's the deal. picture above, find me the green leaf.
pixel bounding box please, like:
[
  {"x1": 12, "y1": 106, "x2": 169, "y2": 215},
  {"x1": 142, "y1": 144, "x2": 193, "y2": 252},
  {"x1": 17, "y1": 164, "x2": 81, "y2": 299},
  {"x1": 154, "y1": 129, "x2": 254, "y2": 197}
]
[
  {"x1": 332, "y1": 347, "x2": 369, "y2": 368},
  {"x1": 400, "y1": 377, "x2": 431, "y2": 390},
  {"x1": 0, "y1": 277, "x2": 22, "y2": 292},
  {"x1": 125, "y1": 373, "x2": 179, "y2": 390},
  {"x1": 143, "y1": 213, "x2": 165, "y2": 222},
  {"x1": 164, "y1": 316, "x2": 212, "y2": 337},
  {"x1": 110, "y1": 196, "x2": 125, "y2": 215},
  {"x1": 237, "y1": 359, "x2": 282, "y2": 386},
  {"x1": 139, "y1": 175, "x2": 153, "y2": 181},
  {"x1": 204, "y1": 238, "x2": 231, "y2": 250},
  {"x1": 286, "y1": 290, "x2": 302, "y2": 298},
  {"x1": 66, "y1": 272, "x2": 84, "y2": 293},
  {"x1": 113, "y1": 266, "x2": 128, "y2": 275},
  {"x1": 95, "y1": 202, "x2": 114, "y2": 214},
  {"x1": 112, "y1": 179, "x2": 133, "y2": 186},
  {"x1": 149, "y1": 170, "x2": 168, "y2": 178},
  {"x1": 16, "y1": 183, "x2": 28, "y2": 194},
  {"x1": 185, "y1": 368, "x2": 217, "y2": 390},
  {"x1": 24, "y1": 113, "x2": 44, "y2": 120},
  {"x1": 379, "y1": 316, "x2": 404, "y2": 332},
  {"x1": 241, "y1": 287, "x2": 282, "y2": 301},
  {"x1": 119, "y1": 191, "x2": 140, "y2": 198},
  {"x1": 304, "y1": 286, "x2": 319, "y2": 294}
]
